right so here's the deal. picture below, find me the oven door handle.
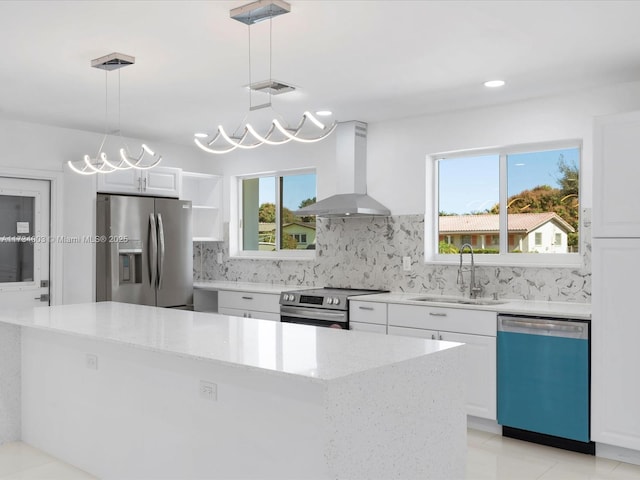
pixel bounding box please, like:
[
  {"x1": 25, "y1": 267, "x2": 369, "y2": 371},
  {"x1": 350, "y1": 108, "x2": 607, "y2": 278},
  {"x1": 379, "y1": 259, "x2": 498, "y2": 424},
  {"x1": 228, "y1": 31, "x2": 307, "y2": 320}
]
[{"x1": 280, "y1": 305, "x2": 347, "y2": 322}]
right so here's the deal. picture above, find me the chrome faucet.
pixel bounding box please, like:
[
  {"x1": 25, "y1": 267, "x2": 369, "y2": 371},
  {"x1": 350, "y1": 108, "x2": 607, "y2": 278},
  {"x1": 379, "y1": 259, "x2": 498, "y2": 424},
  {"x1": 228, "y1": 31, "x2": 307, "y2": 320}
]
[{"x1": 458, "y1": 243, "x2": 482, "y2": 299}]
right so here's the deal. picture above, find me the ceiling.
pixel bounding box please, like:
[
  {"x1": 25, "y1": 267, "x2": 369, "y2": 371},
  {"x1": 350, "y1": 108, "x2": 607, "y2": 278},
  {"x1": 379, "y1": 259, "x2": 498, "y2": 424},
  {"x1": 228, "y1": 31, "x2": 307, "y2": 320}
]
[{"x1": 1, "y1": 0, "x2": 640, "y2": 147}]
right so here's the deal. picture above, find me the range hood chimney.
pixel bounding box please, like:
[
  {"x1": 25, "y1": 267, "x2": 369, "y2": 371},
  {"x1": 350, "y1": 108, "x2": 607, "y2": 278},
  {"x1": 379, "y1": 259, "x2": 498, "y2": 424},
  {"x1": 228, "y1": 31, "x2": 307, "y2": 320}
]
[{"x1": 295, "y1": 121, "x2": 391, "y2": 218}]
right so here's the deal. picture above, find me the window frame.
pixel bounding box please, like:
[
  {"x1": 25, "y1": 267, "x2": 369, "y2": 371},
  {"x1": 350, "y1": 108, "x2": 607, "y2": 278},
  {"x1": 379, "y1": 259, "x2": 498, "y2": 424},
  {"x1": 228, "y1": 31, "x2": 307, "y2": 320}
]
[
  {"x1": 231, "y1": 168, "x2": 316, "y2": 260},
  {"x1": 425, "y1": 140, "x2": 582, "y2": 267}
]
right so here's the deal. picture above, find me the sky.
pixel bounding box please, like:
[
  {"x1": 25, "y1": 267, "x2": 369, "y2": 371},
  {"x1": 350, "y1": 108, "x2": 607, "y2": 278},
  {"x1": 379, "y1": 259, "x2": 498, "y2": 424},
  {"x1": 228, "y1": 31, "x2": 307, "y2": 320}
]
[
  {"x1": 259, "y1": 173, "x2": 316, "y2": 210},
  {"x1": 438, "y1": 147, "x2": 579, "y2": 215}
]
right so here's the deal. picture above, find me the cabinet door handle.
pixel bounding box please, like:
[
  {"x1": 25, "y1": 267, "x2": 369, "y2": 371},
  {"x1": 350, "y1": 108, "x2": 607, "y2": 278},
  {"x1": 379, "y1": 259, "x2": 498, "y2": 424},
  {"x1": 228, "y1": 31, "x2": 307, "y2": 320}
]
[
  {"x1": 429, "y1": 312, "x2": 447, "y2": 317},
  {"x1": 439, "y1": 334, "x2": 443, "y2": 340},
  {"x1": 143, "y1": 177, "x2": 147, "y2": 191},
  {"x1": 138, "y1": 176, "x2": 142, "y2": 191},
  {"x1": 358, "y1": 306, "x2": 374, "y2": 311},
  {"x1": 431, "y1": 334, "x2": 436, "y2": 340},
  {"x1": 241, "y1": 296, "x2": 253, "y2": 300}
]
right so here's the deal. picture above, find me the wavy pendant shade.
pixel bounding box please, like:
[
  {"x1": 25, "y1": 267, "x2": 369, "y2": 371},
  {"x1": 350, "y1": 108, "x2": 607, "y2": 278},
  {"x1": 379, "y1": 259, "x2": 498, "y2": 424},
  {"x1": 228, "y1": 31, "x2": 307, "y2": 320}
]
[
  {"x1": 68, "y1": 53, "x2": 162, "y2": 175},
  {"x1": 194, "y1": 0, "x2": 336, "y2": 154}
]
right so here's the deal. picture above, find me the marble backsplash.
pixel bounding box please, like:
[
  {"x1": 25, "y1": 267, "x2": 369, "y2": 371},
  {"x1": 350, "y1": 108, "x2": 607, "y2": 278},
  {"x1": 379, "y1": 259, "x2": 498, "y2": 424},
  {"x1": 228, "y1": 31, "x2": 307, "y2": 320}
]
[{"x1": 194, "y1": 212, "x2": 591, "y2": 303}]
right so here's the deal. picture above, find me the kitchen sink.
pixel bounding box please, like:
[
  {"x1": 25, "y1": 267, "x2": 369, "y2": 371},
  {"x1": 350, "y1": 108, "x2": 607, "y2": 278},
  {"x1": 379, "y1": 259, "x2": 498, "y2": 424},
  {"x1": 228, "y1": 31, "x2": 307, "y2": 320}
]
[{"x1": 409, "y1": 295, "x2": 507, "y2": 306}]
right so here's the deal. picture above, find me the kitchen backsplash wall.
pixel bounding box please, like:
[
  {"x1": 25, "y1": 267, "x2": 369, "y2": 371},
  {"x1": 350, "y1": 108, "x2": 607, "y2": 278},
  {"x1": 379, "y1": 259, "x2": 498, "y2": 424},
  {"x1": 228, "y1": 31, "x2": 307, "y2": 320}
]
[{"x1": 195, "y1": 211, "x2": 591, "y2": 303}]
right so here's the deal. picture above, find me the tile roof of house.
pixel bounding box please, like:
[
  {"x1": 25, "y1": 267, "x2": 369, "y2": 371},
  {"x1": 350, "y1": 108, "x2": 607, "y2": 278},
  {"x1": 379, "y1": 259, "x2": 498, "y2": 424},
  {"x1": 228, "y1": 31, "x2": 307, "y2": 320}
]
[
  {"x1": 258, "y1": 222, "x2": 317, "y2": 232},
  {"x1": 439, "y1": 212, "x2": 575, "y2": 234}
]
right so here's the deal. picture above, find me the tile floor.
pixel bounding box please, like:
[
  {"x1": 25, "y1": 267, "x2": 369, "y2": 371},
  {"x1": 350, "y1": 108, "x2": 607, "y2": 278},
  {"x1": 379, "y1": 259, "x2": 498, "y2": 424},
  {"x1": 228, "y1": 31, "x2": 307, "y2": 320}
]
[
  {"x1": 2, "y1": 430, "x2": 640, "y2": 479},
  {"x1": 467, "y1": 429, "x2": 640, "y2": 479}
]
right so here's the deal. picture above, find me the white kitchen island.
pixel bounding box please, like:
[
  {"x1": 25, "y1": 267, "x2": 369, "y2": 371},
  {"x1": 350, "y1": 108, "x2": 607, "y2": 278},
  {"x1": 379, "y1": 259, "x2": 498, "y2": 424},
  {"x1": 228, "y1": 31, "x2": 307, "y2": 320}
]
[{"x1": 0, "y1": 302, "x2": 466, "y2": 480}]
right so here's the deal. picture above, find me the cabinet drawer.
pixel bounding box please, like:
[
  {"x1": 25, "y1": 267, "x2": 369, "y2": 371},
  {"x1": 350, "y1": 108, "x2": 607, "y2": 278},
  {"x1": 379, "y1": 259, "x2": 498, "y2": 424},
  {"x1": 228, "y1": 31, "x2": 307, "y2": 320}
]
[
  {"x1": 350, "y1": 321, "x2": 387, "y2": 334},
  {"x1": 218, "y1": 290, "x2": 280, "y2": 314},
  {"x1": 388, "y1": 303, "x2": 496, "y2": 336},
  {"x1": 218, "y1": 307, "x2": 280, "y2": 322},
  {"x1": 349, "y1": 301, "x2": 387, "y2": 325},
  {"x1": 388, "y1": 325, "x2": 438, "y2": 339}
]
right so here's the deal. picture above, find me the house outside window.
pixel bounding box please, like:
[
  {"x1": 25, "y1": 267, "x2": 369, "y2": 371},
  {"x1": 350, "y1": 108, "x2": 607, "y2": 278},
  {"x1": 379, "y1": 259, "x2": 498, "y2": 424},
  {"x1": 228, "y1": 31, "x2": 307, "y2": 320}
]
[
  {"x1": 535, "y1": 232, "x2": 543, "y2": 246},
  {"x1": 238, "y1": 170, "x2": 316, "y2": 256},
  {"x1": 430, "y1": 141, "x2": 580, "y2": 265}
]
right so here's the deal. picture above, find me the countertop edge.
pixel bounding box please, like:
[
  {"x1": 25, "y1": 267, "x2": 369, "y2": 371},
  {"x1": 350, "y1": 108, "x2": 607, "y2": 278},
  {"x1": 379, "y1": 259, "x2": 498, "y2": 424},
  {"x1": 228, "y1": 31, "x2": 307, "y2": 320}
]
[{"x1": 349, "y1": 293, "x2": 591, "y2": 320}]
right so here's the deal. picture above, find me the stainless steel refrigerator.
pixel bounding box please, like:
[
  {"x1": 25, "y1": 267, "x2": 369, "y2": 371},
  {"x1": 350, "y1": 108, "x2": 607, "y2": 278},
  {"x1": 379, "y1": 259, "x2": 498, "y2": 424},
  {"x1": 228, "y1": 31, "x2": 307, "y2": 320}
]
[{"x1": 96, "y1": 193, "x2": 193, "y2": 308}]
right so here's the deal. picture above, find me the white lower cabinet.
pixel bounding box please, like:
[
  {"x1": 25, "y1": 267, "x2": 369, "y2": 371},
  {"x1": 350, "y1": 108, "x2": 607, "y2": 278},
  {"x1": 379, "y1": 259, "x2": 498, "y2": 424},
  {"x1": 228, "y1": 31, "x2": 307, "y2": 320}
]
[
  {"x1": 592, "y1": 238, "x2": 640, "y2": 450},
  {"x1": 217, "y1": 290, "x2": 281, "y2": 322},
  {"x1": 350, "y1": 322, "x2": 387, "y2": 334},
  {"x1": 218, "y1": 307, "x2": 280, "y2": 322},
  {"x1": 387, "y1": 304, "x2": 497, "y2": 420},
  {"x1": 349, "y1": 301, "x2": 387, "y2": 333}
]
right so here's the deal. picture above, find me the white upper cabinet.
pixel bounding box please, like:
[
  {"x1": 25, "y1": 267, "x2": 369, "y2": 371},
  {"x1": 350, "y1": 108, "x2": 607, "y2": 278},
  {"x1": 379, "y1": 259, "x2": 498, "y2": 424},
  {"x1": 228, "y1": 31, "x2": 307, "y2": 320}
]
[
  {"x1": 593, "y1": 110, "x2": 640, "y2": 237},
  {"x1": 180, "y1": 172, "x2": 223, "y2": 242},
  {"x1": 97, "y1": 167, "x2": 181, "y2": 198}
]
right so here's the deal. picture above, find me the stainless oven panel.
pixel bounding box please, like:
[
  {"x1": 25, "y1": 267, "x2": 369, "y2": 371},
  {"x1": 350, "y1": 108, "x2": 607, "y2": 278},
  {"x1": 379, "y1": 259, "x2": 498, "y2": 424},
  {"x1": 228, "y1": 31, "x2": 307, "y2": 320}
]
[{"x1": 280, "y1": 305, "x2": 348, "y2": 329}]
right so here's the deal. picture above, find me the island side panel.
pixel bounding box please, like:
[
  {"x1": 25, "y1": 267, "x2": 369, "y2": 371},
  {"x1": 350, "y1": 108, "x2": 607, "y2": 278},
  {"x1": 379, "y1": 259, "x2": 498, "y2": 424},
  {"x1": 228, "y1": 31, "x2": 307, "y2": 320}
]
[
  {"x1": 0, "y1": 322, "x2": 20, "y2": 444},
  {"x1": 21, "y1": 328, "x2": 331, "y2": 480},
  {"x1": 324, "y1": 344, "x2": 467, "y2": 480}
]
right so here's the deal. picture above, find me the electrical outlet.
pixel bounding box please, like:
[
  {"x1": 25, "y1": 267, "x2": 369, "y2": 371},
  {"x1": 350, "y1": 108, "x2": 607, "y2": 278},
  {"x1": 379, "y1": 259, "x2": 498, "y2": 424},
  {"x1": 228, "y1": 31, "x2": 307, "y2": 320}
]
[
  {"x1": 216, "y1": 252, "x2": 223, "y2": 264},
  {"x1": 199, "y1": 380, "x2": 217, "y2": 401},
  {"x1": 85, "y1": 353, "x2": 98, "y2": 370},
  {"x1": 402, "y1": 256, "x2": 412, "y2": 271}
]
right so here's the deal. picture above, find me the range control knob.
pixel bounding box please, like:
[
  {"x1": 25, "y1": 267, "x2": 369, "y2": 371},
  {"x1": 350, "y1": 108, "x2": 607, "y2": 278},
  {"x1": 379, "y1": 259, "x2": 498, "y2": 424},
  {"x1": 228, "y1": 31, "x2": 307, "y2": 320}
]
[
  {"x1": 333, "y1": 298, "x2": 340, "y2": 305},
  {"x1": 327, "y1": 298, "x2": 334, "y2": 305}
]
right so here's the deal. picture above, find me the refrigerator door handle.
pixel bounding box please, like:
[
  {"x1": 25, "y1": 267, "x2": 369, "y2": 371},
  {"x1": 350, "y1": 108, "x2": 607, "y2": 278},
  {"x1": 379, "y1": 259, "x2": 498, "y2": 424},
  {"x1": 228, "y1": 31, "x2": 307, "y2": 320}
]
[
  {"x1": 149, "y1": 213, "x2": 158, "y2": 287},
  {"x1": 157, "y1": 213, "x2": 165, "y2": 289}
]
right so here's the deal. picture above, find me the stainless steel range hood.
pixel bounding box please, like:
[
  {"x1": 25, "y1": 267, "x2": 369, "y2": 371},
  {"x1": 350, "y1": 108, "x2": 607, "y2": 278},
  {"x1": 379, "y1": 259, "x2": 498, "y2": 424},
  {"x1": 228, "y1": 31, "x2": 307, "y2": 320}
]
[{"x1": 295, "y1": 121, "x2": 390, "y2": 218}]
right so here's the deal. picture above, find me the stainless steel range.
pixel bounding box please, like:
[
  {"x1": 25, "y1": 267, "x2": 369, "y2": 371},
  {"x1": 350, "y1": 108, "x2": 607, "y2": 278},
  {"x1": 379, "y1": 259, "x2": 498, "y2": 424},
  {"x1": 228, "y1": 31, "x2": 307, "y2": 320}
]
[{"x1": 279, "y1": 287, "x2": 387, "y2": 329}]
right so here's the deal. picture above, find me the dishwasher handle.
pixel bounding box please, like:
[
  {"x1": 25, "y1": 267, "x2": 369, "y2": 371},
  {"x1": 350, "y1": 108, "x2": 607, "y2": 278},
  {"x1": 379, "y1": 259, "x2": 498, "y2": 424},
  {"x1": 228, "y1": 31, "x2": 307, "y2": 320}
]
[{"x1": 498, "y1": 315, "x2": 589, "y2": 340}]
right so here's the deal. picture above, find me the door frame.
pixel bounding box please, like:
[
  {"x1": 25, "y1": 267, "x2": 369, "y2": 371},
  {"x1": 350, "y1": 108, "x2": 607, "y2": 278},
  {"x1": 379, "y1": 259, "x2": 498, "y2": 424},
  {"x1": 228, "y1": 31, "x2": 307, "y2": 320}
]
[{"x1": 0, "y1": 167, "x2": 64, "y2": 306}]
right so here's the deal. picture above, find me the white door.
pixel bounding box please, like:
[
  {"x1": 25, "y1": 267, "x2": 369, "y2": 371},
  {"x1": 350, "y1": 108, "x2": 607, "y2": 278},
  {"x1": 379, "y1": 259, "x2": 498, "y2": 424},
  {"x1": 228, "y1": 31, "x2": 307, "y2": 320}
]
[{"x1": 0, "y1": 177, "x2": 50, "y2": 308}]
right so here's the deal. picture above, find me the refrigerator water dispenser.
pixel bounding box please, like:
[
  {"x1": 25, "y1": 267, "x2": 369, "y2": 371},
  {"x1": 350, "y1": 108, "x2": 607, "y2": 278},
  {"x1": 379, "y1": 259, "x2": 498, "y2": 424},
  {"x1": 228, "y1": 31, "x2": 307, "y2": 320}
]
[{"x1": 118, "y1": 240, "x2": 143, "y2": 284}]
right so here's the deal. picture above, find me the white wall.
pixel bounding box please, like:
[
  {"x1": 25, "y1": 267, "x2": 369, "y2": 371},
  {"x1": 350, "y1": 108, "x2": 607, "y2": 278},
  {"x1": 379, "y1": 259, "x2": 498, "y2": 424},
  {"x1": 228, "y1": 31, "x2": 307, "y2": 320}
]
[
  {"x1": 213, "y1": 80, "x2": 640, "y2": 217},
  {"x1": 0, "y1": 118, "x2": 216, "y2": 305},
  {"x1": 366, "y1": 80, "x2": 640, "y2": 215}
]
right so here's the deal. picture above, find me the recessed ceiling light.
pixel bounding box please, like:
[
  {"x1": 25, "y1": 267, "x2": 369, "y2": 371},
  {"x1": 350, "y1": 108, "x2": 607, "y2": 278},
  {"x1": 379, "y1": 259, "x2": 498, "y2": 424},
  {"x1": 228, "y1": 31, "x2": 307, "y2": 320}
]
[
  {"x1": 315, "y1": 110, "x2": 332, "y2": 117},
  {"x1": 194, "y1": 133, "x2": 209, "y2": 138},
  {"x1": 484, "y1": 80, "x2": 506, "y2": 88}
]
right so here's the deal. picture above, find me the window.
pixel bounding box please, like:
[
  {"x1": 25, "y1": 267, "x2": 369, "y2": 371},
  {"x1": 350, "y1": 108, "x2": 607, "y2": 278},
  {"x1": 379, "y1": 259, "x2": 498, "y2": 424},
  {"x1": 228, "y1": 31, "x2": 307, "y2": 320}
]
[
  {"x1": 535, "y1": 232, "x2": 543, "y2": 246},
  {"x1": 555, "y1": 233, "x2": 562, "y2": 245},
  {"x1": 293, "y1": 234, "x2": 307, "y2": 243},
  {"x1": 239, "y1": 170, "x2": 316, "y2": 255},
  {"x1": 431, "y1": 142, "x2": 580, "y2": 264}
]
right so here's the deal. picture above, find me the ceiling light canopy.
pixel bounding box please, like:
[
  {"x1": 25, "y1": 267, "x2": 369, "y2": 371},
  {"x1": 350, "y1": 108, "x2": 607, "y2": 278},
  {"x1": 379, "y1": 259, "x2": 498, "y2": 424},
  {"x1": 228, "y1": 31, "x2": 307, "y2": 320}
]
[
  {"x1": 68, "y1": 53, "x2": 162, "y2": 175},
  {"x1": 195, "y1": 0, "x2": 336, "y2": 155},
  {"x1": 230, "y1": 0, "x2": 290, "y2": 25}
]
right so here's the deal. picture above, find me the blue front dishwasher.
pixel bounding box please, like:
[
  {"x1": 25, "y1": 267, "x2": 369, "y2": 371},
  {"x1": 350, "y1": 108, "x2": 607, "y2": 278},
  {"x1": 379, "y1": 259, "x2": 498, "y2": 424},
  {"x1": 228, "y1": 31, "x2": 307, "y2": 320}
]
[{"x1": 497, "y1": 314, "x2": 594, "y2": 454}]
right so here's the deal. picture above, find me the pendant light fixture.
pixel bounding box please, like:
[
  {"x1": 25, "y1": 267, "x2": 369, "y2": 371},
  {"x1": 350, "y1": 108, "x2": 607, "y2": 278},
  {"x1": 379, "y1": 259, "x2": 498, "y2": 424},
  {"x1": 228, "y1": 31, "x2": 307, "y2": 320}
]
[
  {"x1": 68, "y1": 53, "x2": 162, "y2": 175},
  {"x1": 194, "y1": 0, "x2": 336, "y2": 154}
]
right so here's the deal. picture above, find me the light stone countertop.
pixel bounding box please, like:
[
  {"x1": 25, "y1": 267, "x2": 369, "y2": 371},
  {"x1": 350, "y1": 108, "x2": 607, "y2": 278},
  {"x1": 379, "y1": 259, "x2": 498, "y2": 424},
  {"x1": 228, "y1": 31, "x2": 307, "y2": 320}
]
[
  {"x1": 194, "y1": 281, "x2": 304, "y2": 295},
  {"x1": 351, "y1": 292, "x2": 591, "y2": 320},
  {"x1": 0, "y1": 301, "x2": 460, "y2": 382},
  {"x1": 194, "y1": 281, "x2": 591, "y2": 319}
]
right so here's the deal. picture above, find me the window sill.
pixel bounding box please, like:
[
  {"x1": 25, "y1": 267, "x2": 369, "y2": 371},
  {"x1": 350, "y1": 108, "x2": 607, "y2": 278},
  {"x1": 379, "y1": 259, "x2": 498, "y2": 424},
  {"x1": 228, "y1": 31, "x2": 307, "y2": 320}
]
[
  {"x1": 426, "y1": 253, "x2": 583, "y2": 268},
  {"x1": 230, "y1": 250, "x2": 316, "y2": 261}
]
